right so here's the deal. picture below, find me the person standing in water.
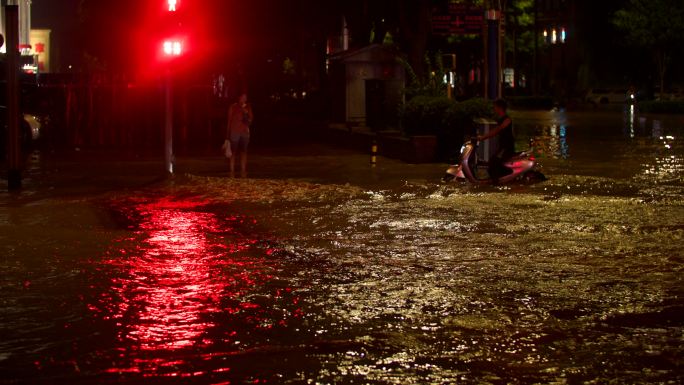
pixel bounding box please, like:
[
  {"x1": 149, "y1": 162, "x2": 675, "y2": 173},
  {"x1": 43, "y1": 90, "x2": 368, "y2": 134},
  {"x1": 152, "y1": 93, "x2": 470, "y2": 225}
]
[{"x1": 226, "y1": 93, "x2": 253, "y2": 177}]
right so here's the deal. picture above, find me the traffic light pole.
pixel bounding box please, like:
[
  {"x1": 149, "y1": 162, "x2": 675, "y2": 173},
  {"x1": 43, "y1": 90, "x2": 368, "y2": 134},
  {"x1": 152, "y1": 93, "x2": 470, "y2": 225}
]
[
  {"x1": 6, "y1": 5, "x2": 21, "y2": 190},
  {"x1": 485, "y1": 9, "x2": 501, "y2": 100},
  {"x1": 533, "y1": 0, "x2": 539, "y2": 96},
  {"x1": 164, "y1": 69, "x2": 174, "y2": 175}
]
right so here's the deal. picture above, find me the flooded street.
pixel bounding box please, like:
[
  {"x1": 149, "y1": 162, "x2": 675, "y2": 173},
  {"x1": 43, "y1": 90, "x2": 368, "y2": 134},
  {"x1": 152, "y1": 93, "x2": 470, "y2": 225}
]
[{"x1": 1, "y1": 110, "x2": 683, "y2": 384}]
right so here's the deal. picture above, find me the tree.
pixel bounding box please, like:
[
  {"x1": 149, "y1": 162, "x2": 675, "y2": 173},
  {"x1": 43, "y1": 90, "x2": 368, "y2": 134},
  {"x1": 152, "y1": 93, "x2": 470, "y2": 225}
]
[
  {"x1": 400, "y1": 52, "x2": 450, "y2": 99},
  {"x1": 504, "y1": 0, "x2": 535, "y2": 55},
  {"x1": 613, "y1": 0, "x2": 684, "y2": 95},
  {"x1": 335, "y1": 0, "x2": 432, "y2": 77},
  {"x1": 504, "y1": 0, "x2": 535, "y2": 92},
  {"x1": 398, "y1": 0, "x2": 433, "y2": 78}
]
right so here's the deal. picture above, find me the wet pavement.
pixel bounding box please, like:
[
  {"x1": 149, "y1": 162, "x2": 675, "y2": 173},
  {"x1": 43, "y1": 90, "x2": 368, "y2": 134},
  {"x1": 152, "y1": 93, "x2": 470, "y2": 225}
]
[{"x1": 0, "y1": 110, "x2": 683, "y2": 384}]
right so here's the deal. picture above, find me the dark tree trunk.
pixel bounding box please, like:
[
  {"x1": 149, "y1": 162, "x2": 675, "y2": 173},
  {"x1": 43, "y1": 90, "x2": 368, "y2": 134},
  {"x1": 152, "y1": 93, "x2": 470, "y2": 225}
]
[
  {"x1": 656, "y1": 49, "x2": 668, "y2": 96},
  {"x1": 513, "y1": 18, "x2": 519, "y2": 95},
  {"x1": 399, "y1": 0, "x2": 432, "y2": 78}
]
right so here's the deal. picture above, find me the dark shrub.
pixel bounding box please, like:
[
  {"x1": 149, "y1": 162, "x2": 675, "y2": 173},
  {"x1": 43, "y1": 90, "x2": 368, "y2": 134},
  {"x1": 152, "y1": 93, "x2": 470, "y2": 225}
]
[
  {"x1": 400, "y1": 96, "x2": 493, "y2": 162},
  {"x1": 638, "y1": 101, "x2": 684, "y2": 114},
  {"x1": 439, "y1": 98, "x2": 492, "y2": 161},
  {"x1": 507, "y1": 96, "x2": 555, "y2": 110},
  {"x1": 401, "y1": 96, "x2": 455, "y2": 135},
  {"x1": 443, "y1": 98, "x2": 493, "y2": 136}
]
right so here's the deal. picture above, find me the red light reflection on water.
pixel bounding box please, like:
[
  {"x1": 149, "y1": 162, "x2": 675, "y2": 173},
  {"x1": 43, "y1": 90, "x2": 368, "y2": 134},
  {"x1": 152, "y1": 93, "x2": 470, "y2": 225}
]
[
  {"x1": 89, "y1": 197, "x2": 296, "y2": 379},
  {"x1": 124, "y1": 200, "x2": 219, "y2": 350}
]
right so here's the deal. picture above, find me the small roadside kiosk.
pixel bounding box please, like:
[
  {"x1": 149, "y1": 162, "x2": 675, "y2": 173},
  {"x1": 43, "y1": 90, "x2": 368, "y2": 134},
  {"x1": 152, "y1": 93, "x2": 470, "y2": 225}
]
[{"x1": 328, "y1": 44, "x2": 406, "y2": 130}]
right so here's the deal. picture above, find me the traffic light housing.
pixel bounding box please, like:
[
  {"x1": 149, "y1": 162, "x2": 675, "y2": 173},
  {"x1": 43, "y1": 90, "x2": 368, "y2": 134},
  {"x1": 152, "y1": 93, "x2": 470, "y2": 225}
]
[{"x1": 159, "y1": 0, "x2": 185, "y2": 61}]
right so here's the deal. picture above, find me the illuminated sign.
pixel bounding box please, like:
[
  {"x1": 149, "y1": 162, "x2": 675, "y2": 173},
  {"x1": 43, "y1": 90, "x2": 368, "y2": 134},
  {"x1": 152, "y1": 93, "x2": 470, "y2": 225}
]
[{"x1": 432, "y1": 4, "x2": 484, "y2": 35}]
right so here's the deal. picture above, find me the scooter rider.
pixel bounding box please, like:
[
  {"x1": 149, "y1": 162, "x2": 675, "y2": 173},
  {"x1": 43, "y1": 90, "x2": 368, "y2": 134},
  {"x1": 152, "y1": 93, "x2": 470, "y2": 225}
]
[{"x1": 478, "y1": 99, "x2": 514, "y2": 184}]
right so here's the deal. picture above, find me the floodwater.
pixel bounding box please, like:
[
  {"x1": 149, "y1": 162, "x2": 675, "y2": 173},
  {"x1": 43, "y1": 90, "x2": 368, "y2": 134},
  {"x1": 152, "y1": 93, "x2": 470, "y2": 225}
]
[{"x1": 0, "y1": 110, "x2": 682, "y2": 384}]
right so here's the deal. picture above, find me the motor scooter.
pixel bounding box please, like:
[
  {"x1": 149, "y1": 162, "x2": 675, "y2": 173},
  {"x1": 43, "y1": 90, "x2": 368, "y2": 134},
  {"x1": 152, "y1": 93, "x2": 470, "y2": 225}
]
[{"x1": 443, "y1": 138, "x2": 546, "y2": 184}]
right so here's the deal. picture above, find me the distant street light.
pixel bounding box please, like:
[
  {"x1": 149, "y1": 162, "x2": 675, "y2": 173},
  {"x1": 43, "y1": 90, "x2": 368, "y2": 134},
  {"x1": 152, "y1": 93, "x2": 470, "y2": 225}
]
[{"x1": 544, "y1": 26, "x2": 566, "y2": 45}]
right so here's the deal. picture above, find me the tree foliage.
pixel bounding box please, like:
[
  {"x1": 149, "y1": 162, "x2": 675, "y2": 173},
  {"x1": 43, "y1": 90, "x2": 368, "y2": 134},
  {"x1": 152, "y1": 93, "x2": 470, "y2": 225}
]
[
  {"x1": 613, "y1": 0, "x2": 684, "y2": 93},
  {"x1": 399, "y1": 52, "x2": 450, "y2": 99},
  {"x1": 613, "y1": 0, "x2": 684, "y2": 47},
  {"x1": 504, "y1": 0, "x2": 536, "y2": 55}
]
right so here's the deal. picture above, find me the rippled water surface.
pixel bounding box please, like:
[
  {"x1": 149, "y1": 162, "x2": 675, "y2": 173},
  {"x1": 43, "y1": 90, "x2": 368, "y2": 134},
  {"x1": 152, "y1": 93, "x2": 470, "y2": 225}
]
[{"x1": 1, "y1": 111, "x2": 682, "y2": 384}]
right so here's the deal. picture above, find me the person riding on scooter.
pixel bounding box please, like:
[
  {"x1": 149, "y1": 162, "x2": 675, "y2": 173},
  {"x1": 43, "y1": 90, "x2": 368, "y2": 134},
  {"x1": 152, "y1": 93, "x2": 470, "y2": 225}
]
[{"x1": 478, "y1": 99, "x2": 514, "y2": 184}]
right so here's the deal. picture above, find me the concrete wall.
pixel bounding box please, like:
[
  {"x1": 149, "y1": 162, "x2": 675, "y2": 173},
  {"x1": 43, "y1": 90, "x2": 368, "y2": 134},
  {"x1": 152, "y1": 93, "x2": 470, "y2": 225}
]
[{"x1": 345, "y1": 63, "x2": 367, "y2": 123}]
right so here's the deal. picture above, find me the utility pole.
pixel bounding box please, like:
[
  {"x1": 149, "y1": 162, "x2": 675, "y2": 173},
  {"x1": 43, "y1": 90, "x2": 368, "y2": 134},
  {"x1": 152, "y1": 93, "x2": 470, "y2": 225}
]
[
  {"x1": 164, "y1": 69, "x2": 174, "y2": 175},
  {"x1": 484, "y1": 1, "x2": 502, "y2": 100},
  {"x1": 161, "y1": 0, "x2": 184, "y2": 176},
  {"x1": 533, "y1": 0, "x2": 539, "y2": 96},
  {"x1": 6, "y1": 4, "x2": 21, "y2": 190}
]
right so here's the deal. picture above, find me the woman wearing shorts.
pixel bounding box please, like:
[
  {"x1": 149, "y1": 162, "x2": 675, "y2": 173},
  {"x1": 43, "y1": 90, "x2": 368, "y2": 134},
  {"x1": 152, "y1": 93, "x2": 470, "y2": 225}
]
[{"x1": 226, "y1": 93, "x2": 253, "y2": 177}]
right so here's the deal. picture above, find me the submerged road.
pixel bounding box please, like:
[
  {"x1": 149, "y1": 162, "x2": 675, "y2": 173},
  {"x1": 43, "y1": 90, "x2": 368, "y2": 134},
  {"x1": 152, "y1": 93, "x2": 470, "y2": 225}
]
[{"x1": 0, "y1": 110, "x2": 682, "y2": 384}]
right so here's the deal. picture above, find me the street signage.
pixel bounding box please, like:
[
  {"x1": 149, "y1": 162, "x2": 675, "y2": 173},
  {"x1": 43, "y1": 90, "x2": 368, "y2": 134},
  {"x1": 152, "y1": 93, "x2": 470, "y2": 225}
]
[{"x1": 432, "y1": 4, "x2": 484, "y2": 35}]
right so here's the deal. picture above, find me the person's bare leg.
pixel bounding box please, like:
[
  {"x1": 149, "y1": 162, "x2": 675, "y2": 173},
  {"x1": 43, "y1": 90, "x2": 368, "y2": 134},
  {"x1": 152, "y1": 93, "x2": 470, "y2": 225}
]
[
  {"x1": 229, "y1": 155, "x2": 235, "y2": 177},
  {"x1": 240, "y1": 151, "x2": 248, "y2": 178}
]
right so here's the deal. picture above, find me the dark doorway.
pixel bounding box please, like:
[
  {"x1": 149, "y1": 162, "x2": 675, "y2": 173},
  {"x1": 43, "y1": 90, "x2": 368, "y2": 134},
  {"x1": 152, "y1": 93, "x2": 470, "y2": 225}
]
[{"x1": 365, "y1": 79, "x2": 385, "y2": 130}]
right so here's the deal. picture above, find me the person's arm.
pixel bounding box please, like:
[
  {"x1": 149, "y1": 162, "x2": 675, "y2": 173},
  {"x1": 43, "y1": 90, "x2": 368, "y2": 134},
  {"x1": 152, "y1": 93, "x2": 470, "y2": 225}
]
[
  {"x1": 226, "y1": 105, "x2": 233, "y2": 138},
  {"x1": 247, "y1": 104, "x2": 254, "y2": 125},
  {"x1": 478, "y1": 117, "x2": 511, "y2": 141}
]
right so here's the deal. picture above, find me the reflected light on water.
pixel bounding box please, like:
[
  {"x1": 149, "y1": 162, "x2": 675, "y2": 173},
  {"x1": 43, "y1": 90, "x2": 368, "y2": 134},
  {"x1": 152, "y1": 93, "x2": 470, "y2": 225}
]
[
  {"x1": 641, "y1": 136, "x2": 683, "y2": 182},
  {"x1": 527, "y1": 109, "x2": 571, "y2": 160},
  {"x1": 87, "y1": 198, "x2": 292, "y2": 379},
  {"x1": 628, "y1": 104, "x2": 635, "y2": 138},
  {"x1": 652, "y1": 120, "x2": 662, "y2": 139},
  {"x1": 122, "y1": 200, "x2": 220, "y2": 351},
  {"x1": 533, "y1": 123, "x2": 569, "y2": 160}
]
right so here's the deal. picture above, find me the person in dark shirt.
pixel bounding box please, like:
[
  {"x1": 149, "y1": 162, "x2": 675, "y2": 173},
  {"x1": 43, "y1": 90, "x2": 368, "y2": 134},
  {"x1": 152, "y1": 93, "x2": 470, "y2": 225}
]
[{"x1": 478, "y1": 99, "x2": 514, "y2": 184}]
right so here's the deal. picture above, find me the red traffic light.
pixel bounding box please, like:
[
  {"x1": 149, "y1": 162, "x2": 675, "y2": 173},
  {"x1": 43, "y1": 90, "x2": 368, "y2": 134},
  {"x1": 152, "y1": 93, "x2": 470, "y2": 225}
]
[
  {"x1": 160, "y1": 1, "x2": 184, "y2": 58},
  {"x1": 163, "y1": 39, "x2": 183, "y2": 56}
]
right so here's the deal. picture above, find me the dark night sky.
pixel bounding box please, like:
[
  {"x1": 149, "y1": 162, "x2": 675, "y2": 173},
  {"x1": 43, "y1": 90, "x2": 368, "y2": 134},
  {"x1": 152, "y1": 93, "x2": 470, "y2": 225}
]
[
  {"x1": 31, "y1": 0, "x2": 76, "y2": 26},
  {"x1": 30, "y1": 0, "x2": 339, "y2": 75},
  {"x1": 31, "y1": 0, "x2": 80, "y2": 71},
  {"x1": 29, "y1": 0, "x2": 677, "y2": 86}
]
